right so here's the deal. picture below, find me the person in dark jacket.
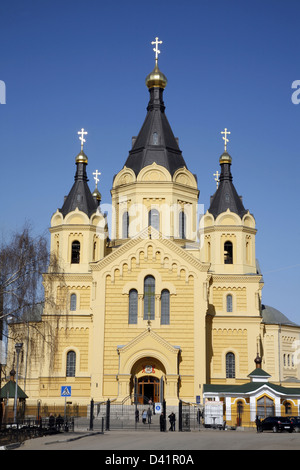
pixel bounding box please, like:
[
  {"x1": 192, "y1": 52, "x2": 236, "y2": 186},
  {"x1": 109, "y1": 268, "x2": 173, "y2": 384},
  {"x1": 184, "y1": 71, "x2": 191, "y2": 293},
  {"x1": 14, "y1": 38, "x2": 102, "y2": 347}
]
[
  {"x1": 168, "y1": 412, "x2": 176, "y2": 431},
  {"x1": 160, "y1": 412, "x2": 165, "y2": 431}
]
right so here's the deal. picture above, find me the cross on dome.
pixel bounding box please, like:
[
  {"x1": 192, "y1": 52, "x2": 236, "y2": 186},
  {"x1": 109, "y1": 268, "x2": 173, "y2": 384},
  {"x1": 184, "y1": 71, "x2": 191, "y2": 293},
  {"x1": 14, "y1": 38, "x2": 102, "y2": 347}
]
[
  {"x1": 78, "y1": 128, "x2": 88, "y2": 150},
  {"x1": 151, "y1": 37, "x2": 163, "y2": 62},
  {"x1": 221, "y1": 128, "x2": 231, "y2": 152},
  {"x1": 214, "y1": 170, "x2": 220, "y2": 189},
  {"x1": 93, "y1": 169, "x2": 101, "y2": 187}
]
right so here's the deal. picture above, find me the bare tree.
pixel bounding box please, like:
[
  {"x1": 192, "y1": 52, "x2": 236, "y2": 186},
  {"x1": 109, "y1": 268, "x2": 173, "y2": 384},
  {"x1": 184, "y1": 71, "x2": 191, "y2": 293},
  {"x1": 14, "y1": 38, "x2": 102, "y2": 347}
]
[
  {"x1": 0, "y1": 225, "x2": 67, "y2": 391},
  {"x1": 0, "y1": 225, "x2": 48, "y2": 331}
]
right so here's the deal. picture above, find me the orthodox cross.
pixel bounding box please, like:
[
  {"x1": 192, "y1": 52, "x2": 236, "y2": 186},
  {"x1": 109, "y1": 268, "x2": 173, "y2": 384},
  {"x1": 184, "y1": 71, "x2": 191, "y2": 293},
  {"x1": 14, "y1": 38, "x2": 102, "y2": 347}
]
[
  {"x1": 214, "y1": 170, "x2": 220, "y2": 189},
  {"x1": 93, "y1": 170, "x2": 101, "y2": 187},
  {"x1": 151, "y1": 37, "x2": 163, "y2": 62},
  {"x1": 221, "y1": 128, "x2": 231, "y2": 152},
  {"x1": 78, "y1": 128, "x2": 88, "y2": 150}
]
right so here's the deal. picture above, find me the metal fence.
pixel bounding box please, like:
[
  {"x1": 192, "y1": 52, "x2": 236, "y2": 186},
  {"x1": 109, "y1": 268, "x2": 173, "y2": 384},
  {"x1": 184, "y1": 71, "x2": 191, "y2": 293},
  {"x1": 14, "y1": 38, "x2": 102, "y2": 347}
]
[{"x1": 0, "y1": 416, "x2": 75, "y2": 447}]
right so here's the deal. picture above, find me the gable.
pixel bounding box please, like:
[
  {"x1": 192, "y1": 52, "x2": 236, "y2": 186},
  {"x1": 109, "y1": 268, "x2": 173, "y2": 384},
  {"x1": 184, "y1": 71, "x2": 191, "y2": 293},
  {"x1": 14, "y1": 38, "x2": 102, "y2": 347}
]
[
  {"x1": 90, "y1": 226, "x2": 209, "y2": 282},
  {"x1": 117, "y1": 328, "x2": 180, "y2": 375}
]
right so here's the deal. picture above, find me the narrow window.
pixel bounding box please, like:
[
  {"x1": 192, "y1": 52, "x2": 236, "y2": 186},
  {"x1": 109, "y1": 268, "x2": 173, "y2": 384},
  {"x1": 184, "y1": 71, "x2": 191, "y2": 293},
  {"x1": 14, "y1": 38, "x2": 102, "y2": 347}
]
[
  {"x1": 224, "y1": 241, "x2": 233, "y2": 264},
  {"x1": 70, "y1": 293, "x2": 77, "y2": 311},
  {"x1": 122, "y1": 211, "x2": 129, "y2": 238},
  {"x1": 226, "y1": 294, "x2": 233, "y2": 312},
  {"x1": 144, "y1": 276, "x2": 155, "y2": 320},
  {"x1": 93, "y1": 241, "x2": 97, "y2": 261},
  {"x1": 226, "y1": 352, "x2": 235, "y2": 378},
  {"x1": 66, "y1": 350, "x2": 76, "y2": 377},
  {"x1": 129, "y1": 289, "x2": 138, "y2": 324},
  {"x1": 161, "y1": 289, "x2": 170, "y2": 325},
  {"x1": 148, "y1": 209, "x2": 160, "y2": 231},
  {"x1": 179, "y1": 211, "x2": 186, "y2": 239},
  {"x1": 71, "y1": 240, "x2": 80, "y2": 264},
  {"x1": 152, "y1": 132, "x2": 159, "y2": 145}
]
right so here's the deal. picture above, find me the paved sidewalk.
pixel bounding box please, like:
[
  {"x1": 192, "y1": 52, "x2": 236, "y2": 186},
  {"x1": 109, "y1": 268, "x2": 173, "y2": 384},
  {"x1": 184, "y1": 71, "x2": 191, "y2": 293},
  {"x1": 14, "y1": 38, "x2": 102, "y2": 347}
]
[{"x1": 10, "y1": 426, "x2": 300, "y2": 451}]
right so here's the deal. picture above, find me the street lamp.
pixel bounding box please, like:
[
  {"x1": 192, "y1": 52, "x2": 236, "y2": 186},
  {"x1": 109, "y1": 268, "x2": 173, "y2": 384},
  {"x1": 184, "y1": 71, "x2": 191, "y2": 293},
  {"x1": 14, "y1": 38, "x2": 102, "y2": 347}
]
[{"x1": 13, "y1": 342, "x2": 23, "y2": 422}]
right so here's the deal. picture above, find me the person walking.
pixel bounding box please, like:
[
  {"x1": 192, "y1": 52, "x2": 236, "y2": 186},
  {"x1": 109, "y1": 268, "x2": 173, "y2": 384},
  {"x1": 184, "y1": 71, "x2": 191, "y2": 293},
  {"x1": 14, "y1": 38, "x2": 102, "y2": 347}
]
[{"x1": 142, "y1": 409, "x2": 147, "y2": 424}]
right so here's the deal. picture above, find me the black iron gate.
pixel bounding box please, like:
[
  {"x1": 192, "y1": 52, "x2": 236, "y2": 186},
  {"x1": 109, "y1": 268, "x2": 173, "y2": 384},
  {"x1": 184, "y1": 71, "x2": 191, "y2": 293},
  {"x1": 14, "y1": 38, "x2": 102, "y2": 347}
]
[{"x1": 178, "y1": 400, "x2": 190, "y2": 431}]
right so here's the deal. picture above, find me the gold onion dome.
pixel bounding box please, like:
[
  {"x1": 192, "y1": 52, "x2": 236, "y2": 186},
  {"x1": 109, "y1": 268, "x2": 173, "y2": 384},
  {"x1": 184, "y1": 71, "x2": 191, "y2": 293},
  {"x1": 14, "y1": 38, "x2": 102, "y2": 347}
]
[
  {"x1": 92, "y1": 187, "x2": 101, "y2": 201},
  {"x1": 219, "y1": 151, "x2": 232, "y2": 165},
  {"x1": 145, "y1": 61, "x2": 167, "y2": 89},
  {"x1": 75, "y1": 149, "x2": 88, "y2": 164}
]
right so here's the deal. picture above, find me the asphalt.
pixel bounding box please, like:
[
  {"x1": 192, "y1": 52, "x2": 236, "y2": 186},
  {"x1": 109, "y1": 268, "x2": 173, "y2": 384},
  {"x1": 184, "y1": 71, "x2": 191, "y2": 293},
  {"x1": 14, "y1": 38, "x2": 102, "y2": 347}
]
[{"x1": 5, "y1": 426, "x2": 300, "y2": 452}]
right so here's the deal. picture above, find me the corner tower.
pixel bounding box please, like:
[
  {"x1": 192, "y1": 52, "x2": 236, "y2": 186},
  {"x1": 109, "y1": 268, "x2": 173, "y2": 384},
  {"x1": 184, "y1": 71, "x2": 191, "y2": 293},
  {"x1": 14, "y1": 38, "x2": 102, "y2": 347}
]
[
  {"x1": 49, "y1": 130, "x2": 107, "y2": 272},
  {"x1": 111, "y1": 38, "x2": 199, "y2": 245},
  {"x1": 200, "y1": 131, "x2": 258, "y2": 275}
]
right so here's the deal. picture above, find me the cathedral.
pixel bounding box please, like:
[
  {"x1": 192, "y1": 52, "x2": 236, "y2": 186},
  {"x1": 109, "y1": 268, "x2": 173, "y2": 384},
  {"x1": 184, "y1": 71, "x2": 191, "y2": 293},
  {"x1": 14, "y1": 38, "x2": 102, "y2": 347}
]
[{"x1": 7, "y1": 40, "x2": 300, "y2": 425}]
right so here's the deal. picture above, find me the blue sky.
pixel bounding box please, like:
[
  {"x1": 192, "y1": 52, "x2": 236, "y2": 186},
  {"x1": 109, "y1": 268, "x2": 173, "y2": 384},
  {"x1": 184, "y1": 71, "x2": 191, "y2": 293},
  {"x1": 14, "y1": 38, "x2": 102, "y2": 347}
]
[{"x1": 0, "y1": 0, "x2": 299, "y2": 323}]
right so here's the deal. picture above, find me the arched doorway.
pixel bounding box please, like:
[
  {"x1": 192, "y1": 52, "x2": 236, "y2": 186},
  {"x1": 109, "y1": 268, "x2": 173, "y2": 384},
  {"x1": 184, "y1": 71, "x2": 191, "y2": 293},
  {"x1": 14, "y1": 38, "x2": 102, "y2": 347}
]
[{"x1": 138, "y1": 376, "x2": 160, "y2": 404}]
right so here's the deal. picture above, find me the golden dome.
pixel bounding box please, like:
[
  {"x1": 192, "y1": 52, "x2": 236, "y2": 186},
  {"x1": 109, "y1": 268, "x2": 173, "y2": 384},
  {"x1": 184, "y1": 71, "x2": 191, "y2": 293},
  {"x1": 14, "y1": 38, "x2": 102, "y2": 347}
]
[
  {"x1": 145, "y1": 61, "x2": 167, "y2": 89},
  {"x1": 92, "y1": 187, "x2": 101, "y2": 201},
  {"x1": 75, "y1": 150, "x2": 88, "y2": 164},
  {"x1": 219, "y1": 151, "x2": 232, "y2": 165}
]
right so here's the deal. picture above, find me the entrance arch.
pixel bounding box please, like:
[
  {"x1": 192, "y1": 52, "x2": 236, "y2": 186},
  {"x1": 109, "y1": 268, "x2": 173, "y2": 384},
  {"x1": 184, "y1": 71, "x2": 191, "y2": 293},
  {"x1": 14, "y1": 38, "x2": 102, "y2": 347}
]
[
  {"x1": 137, "y1": 376, "x2": 160, "y2": 404},
  {"x1": 130, "y1": 357, "x2": 166, "y2": 404}
]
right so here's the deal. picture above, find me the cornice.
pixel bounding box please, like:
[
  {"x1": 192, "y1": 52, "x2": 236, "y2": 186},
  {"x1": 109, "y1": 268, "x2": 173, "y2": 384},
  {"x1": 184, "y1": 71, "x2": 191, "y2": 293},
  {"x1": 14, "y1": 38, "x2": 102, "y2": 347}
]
[{"x1": 210, "y1": 274, "x2": 263, "y2": 283}]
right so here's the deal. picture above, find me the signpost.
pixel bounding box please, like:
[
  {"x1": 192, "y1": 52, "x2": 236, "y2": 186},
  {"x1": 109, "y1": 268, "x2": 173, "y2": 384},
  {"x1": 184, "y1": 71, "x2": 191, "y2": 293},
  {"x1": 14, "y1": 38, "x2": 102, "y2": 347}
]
[
  {"x1": 61, "y1": 386, "x2": 71, "y2": 425},
  {"x1": 155, "y1": 403, "x2": 162, "y2": 414}
]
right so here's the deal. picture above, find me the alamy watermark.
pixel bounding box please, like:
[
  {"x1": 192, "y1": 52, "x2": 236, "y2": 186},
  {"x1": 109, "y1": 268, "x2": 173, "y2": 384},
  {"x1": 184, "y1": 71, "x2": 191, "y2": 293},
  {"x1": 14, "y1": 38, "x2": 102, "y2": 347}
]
[
  {"x1": 291, "y1": 80, "x2": 300, "y2": 104},
  {"x1": 95, "y1": 200, "x2": 206, "y2": 245},
  {"x1": 0, "y1": 80, "x2": 6, "y2": 104}
]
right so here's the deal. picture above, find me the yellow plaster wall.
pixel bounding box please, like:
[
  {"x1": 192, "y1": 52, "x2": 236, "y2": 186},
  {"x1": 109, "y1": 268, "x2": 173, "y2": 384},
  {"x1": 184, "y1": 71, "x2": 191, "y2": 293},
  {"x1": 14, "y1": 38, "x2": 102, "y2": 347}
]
[
  {"x1": 53, "y1": 327, "x2": 90, "y2": 373},
  {"x1": 103, "y1": 243, "x2": 196, "y2": 398},
  {"x1": 211, "y1": 328, "x2": 249, "y2": 377}
]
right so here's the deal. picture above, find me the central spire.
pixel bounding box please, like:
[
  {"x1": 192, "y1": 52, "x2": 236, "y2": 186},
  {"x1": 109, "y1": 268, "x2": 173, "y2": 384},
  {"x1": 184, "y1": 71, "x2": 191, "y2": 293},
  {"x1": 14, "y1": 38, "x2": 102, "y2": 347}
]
[{"x1": 123, "y1": 38, "x2": 187, "y2": 177}]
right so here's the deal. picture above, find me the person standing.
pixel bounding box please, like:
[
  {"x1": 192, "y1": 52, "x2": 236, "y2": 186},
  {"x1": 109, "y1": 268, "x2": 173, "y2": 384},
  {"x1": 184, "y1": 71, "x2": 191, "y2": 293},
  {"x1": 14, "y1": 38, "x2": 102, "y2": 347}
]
[
  {"x1": 168, "y1": 412, "x2": 176, "y2": 431},
  {"x1": 147, "y1": 406, "x2": 152, "y2": 423},
  {"x1": 160, "y1": 412, "x2": 165, "y2": 432}
]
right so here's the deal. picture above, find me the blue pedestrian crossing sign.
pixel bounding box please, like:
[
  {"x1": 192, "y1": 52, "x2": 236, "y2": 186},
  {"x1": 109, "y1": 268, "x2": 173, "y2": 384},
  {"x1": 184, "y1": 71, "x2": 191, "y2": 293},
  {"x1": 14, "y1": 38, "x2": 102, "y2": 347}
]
[{"x1": 61, "y1": 386, "x2": 72, "y2": 397}]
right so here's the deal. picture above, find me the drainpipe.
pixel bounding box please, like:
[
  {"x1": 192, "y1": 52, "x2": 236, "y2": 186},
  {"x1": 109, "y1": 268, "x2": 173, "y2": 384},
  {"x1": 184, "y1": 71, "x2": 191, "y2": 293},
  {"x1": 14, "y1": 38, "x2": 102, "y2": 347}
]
[{"x1": 278, "y1": 324, "x2": 282, "y2": 385}]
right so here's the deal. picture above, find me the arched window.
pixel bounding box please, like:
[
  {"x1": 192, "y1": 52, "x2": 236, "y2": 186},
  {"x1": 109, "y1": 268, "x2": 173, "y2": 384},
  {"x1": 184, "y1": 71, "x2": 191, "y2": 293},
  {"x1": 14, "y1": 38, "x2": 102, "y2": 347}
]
[
  {"x1": 226, "y1": 294, "x2": 233, "y2": 313},
  {"x1": 226, "y1": 352, "x2": 235, "y2": 378},
  {"x1": 257, "y1": 396, "x2": 275, "y2": 418},
  {"x1": 179, "y1": 211, "x2": 186, "y2": 239},
  {"x1": 93, "y1": 241, "x2": 97, "y2": 261},
  {"x1": 129, "y1": 289, "x2": 138, "y2": 324},
  {"x1": 122, "y1": 211, "x2": 129, "y2": 238},
  {"x1": 70, "y1": 293, "x2": 77, "y2": 311},
  {"x1": 148, "y1": 209, "x2": 160, "y2": 231},
  {"x1": 284, "y1": 401, "x2": 292, "y2": 415},
  {"x1": 161, "y1": 289, "x2": 170, "y2": 325},
  {"x1": 66, "y1": 350, "x2": 76, "y2": 377},
  {"x1": 144, "y1": 276, "x2": 155, "y2": 320},
  {"x1": 71, "y1": 240, "x2": 80, "y2": 264},
  {"x1": 224, "y1": 241, "x2": 233, "y2": 264}
]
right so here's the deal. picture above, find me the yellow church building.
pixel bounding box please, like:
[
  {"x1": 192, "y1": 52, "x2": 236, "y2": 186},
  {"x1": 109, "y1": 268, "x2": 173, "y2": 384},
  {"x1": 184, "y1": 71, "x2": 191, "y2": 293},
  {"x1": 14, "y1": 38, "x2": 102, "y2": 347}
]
[{"x1": 7, "y1": 41, "x2": 300, "y2": 426}]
